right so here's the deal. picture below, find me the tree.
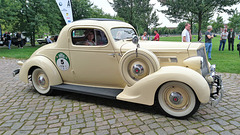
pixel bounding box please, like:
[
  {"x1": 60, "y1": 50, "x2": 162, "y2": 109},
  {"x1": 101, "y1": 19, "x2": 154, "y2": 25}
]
[
  {"x1": 109, "y1": 0, "x2": 159, "y2": 34},
  {"x1": 228, "y1": 9, "x2": 240, "y2": 33},
  {"x1": 72, "y1": 0, "x2": 93, "y2": 20},
  {"x1": 158, "y1": 0, "x2": 240, "y2": 40},
  {"x1": 16, "y1": 0, "x2": 63, "y2": 46},
  {"x1": 1, "y1": 0, "x2": 126, "y2": 46},
  {"x1": 0, "y1": 0, "x2": 64, "y2": 46},
  {"x1": 210, "y1": 14, "x2": 224, "y2": 33},
  {"x1": 0, "y1": 0, "x2": 21, "y2": 31},
  {"x1": 176, "y1": 22, "x2": 186, "y2": 34},
  {"x1": 44, "y1": 0, "x2": 64, "y2": 35},
  {"x1": 90, "y1": 6, "x2": 125, "y2": 21},
  {"x1": 72, "y1": 0, "x2": 124, "y2": 21}
]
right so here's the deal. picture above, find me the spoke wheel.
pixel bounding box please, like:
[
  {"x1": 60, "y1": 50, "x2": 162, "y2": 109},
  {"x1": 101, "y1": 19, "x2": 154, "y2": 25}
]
[
  {"x1": 157, "y1": 82, "x2": 200, "y2": 118},
  {"x1": 32, "y1": 68, "x2": 52, "y2": 95}
]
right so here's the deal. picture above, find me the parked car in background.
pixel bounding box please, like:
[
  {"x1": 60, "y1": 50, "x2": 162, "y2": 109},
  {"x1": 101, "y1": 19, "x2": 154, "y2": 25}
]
[
  {"x1": 11, "y1": 32, "x2": 27, "y2": 46},
  {"x1": 37, "y1": 35, "x2": 55, "y2": 44},
  {"x1": 0, "y1": 37, "x2": 7, "y2": 46},
  {"x1": 37, "y1": 37, "x2": 47, "y2": 44},
  {"x1": 13, "y1": 18, "x2": 223, "y2": 119},
  {"x1": 0, "y1": 32, "x2": 8, "y2": 46}
]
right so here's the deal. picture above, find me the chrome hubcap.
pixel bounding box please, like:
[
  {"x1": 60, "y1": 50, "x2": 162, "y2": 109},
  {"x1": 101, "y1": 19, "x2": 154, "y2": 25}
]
[
  {"x1": 169, "y1": 92, "x2": 183, "y2": 105},
  {"x1": 132, "y1": 64, "x2": 144, "y2": 75},
  {"x1": 38, "y1": 76, "x2": 45, "y2": 86}
]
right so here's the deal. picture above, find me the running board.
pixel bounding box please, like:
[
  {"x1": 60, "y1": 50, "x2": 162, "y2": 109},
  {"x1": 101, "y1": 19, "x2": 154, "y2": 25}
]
[{"x1": 51, "y1": 84, "x2": 123, "y2": 100}]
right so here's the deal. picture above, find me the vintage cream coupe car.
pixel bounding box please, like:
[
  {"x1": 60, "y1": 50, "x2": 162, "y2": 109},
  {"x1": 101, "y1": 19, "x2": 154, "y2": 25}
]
[{"x1": 13, "y1": 18, "x2": 223, "y2": 118}]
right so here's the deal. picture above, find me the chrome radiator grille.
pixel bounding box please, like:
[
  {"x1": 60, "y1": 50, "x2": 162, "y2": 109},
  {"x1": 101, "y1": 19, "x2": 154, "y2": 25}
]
[{"x1": 197, "y1": 47, "x2": 209, "y2": 77}]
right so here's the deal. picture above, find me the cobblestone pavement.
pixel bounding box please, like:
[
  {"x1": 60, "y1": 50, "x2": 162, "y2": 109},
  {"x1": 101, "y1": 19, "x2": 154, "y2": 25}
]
[{"x1": 0, "y1": 58, "x2": 240, "y2": 135}]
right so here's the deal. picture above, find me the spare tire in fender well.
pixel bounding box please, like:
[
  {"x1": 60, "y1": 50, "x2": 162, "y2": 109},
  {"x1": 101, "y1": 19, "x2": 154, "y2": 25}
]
[{"x1": 119, "y1": 48, "x2": 160, "y2": 86}]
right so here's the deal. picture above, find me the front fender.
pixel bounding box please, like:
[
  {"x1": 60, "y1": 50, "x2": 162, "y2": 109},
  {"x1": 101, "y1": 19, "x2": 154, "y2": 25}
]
[
  {"x1": 117, "y1": 66, "x2": 210, "y2": 105},
  {"x1": 19, "y1": 56, "x2": 62, "y2": 86}
]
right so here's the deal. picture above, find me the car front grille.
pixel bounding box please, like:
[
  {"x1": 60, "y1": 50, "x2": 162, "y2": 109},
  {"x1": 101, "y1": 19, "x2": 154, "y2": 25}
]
[{"x1": 197, "y1": 47, "x2": 209, "y2": 77}]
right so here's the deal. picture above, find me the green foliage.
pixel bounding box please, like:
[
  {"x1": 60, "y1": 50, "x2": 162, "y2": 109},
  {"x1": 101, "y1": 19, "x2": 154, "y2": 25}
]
[
  {"x1": 0, "y1": 0, "x2": 65, "y2": 46},
  {"x1": 110, "y1": 0, "x2": 159, "y2": 34},
  {"x1": 210, "y1": 14, "x2": 224, "y2": 33},
  {"x1": 1, "y1": 0, "x2": 124, "y2": 46},
  {"x1": 71, "y1": 0, "x2": 124, "y2": 22},
  {"x1": 176, "y1": 22, "x2": 186, "y2": 34},
  {"x1": 0, "y1": 0, "x2": 21, "y2": 31},
  {"x1": 72, "y1": 0, "x2": 93, "y2": 20},
  {"x1": 228, "y1": 9, "x2": 240, "y2": 33}
]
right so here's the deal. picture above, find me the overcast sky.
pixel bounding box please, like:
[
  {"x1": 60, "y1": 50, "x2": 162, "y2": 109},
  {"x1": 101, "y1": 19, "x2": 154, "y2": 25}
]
[{"x1": 89, "y1": 0, "x2": 240, "y2": 27}]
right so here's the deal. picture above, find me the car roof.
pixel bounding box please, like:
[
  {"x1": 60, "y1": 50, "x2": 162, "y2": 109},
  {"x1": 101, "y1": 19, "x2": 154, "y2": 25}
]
[
  {"x1": 77, "y1": 18, "x2": 124, "y2": 22},
  {"x1": 65, "y1": 18, "x2": 133, "y2": 30}
]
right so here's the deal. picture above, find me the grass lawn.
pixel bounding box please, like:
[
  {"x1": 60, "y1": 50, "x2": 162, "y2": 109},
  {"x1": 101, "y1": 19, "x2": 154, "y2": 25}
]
[
  {"x1": 0, "y1": 36, "x2": 239, "y2": 74},
  {"x1": 0, "y1": 44, "x2": 42, "y2": 59}
]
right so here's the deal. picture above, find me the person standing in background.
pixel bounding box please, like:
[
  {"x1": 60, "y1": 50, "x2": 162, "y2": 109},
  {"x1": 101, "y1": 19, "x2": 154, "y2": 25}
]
[
  {"x1": 141, "y1": 32, "x2": 148, "y2": 40},
  {"x1": 182, "y1": 23, "x2": 192, "y2": 42},
  {"x1": 228, "y1": 28, "x2": 235, "y2": 51},
  {"x1": 219, "y1": 28, "x2": 228, "y2": 51},
  {"x1": 7, "y1": 32, "x2": 11, "y2": 49},
  {"x1": 16, "y1": 32, "x2": 23, "y2": 48},
  {"x1": 3, "y1": 32, "x2": 7, "y2": 44},
  {"x1": 205, "y1": 25, "x2": 214, "y2": 60},
  {"x1": 46, "y1": 36, "x2": 52, "y2": 43},
  {"x1": 152, "y1": 30, "x2": 159, "y2": 41}
]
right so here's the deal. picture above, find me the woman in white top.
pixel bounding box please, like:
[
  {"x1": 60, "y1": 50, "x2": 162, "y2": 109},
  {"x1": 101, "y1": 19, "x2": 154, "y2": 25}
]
[
  {"x1": 141, "y1": 32, "x2": 148, "y2": 40},
  {"x1": 219, "y1": 28, "x2": 228, "y2": 51}
]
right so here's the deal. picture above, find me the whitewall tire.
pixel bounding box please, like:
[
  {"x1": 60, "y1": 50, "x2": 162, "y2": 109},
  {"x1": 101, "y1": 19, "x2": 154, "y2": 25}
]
[
  {"x1": 156, "y1": 82, "x2": 200, "y2": 118},
  {"x1": 32, "y1": 68, "x2": 52, "y2": 95}
]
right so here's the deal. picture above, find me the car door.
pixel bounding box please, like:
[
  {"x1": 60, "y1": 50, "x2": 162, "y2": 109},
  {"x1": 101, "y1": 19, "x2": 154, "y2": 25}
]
[{"x1": 69, "y1": 26, "x2": 125, "y2": 88}]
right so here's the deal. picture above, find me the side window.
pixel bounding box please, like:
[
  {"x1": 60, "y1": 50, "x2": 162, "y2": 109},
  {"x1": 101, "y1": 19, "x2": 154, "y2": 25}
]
[{"x1": 72, "y1": 28, "x2": 108, "y2": 46}]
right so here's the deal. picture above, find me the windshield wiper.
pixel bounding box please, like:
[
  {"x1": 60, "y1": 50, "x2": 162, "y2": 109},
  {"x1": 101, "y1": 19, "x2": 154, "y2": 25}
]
[
  {"x1": 114, "y1": 38, "x2": 121, "y2": 41},
  {"x1": 125, "y1": 37, "x2": 132, "y2": 41}
]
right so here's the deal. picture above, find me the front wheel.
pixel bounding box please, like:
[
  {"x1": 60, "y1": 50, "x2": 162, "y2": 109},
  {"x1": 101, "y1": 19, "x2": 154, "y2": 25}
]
[
  {"x1": 32, "y1": 68, "x2": 52, "y2": 95},
  {"x1": 156, "y1": 82, "x2": 200, "y2": 119}
]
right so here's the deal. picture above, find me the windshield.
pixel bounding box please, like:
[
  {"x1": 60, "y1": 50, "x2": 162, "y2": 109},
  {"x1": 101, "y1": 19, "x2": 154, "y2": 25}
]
[{"x1": 111, "y1": 28, "x2": 136, "y2": 41}]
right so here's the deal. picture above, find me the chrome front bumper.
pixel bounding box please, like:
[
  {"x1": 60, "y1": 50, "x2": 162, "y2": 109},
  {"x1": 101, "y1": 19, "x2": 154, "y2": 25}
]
[{"x1": 208, "y1": 65, "x2": 224, "y2": 107}]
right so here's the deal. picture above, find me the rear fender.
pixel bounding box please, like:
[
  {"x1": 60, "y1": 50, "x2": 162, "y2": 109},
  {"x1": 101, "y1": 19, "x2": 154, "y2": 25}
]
[
  {"x1": 19, "y1": 56, "x2": 62, "y2": 85},
  {"x1": 117, "y1": 66, "x2": 210, "y2": 105}
]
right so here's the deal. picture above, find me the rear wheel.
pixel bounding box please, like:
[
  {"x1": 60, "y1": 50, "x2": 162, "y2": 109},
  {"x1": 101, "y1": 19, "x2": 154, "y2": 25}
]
[
  {"x1": 32, "y1": 68, "x2": 52, "y2": 95},
  {"x1": 156, "y1": 82, "x2": 200, "y2": 118}
]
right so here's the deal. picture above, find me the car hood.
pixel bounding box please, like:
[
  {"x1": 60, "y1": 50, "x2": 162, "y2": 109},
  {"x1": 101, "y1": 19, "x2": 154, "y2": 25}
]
[{"x1": 115, "y1": 40, "x2": 203, "y2": 53}]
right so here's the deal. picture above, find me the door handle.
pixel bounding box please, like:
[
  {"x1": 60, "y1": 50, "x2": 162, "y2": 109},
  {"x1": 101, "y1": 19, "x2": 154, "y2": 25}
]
[{"x1": 108, "y1": 53, "x2": 116, "y2": 57}]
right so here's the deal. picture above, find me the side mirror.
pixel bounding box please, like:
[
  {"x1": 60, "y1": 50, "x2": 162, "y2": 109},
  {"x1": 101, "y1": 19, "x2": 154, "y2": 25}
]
[{"x1": 132, "y1": 35, "x2": 139, "y2": 45}]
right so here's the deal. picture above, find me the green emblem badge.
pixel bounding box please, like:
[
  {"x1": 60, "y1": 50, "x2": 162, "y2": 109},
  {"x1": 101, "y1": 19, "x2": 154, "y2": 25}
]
[{"x1": 55, "y1": 52, "x2": 70, "y2": 71}]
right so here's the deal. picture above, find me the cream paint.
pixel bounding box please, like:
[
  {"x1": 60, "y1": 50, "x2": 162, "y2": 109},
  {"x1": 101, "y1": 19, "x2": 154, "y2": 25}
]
[
  {"x1": 117, "y1": 66, "x2": 210, "y2": 105},
  {"x1": 19, "y1": 56, "x2": 62, "y2": 86},
  {"x1": 18, "y1": 19, "x2": 212, "y2": 107}
]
